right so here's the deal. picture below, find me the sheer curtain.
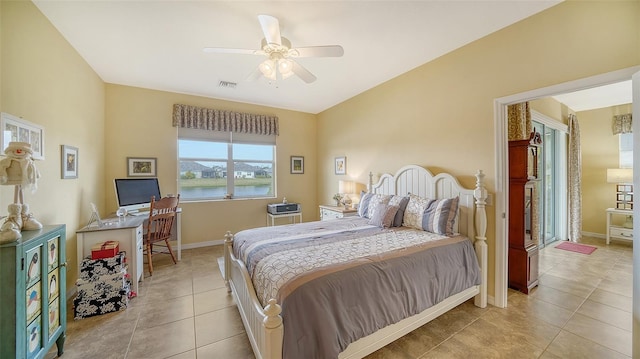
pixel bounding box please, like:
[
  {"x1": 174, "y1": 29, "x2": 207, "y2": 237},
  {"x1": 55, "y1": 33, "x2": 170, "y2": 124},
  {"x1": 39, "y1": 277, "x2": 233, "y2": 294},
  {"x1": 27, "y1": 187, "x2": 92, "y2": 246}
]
[{"x1": 568, "y1": 114, "x2": 582, "y2": 242}]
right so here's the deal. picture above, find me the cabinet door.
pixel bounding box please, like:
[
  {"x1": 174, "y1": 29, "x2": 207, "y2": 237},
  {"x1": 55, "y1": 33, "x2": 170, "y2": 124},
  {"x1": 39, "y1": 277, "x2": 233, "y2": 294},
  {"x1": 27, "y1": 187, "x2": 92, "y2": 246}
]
[{"x1": 25, "y1": 244, "x2": 43, "y2": 358}]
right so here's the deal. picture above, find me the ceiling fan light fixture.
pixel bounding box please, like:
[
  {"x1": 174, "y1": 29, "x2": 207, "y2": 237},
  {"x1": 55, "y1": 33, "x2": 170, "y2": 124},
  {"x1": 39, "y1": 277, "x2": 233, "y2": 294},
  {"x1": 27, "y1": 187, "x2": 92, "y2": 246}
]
[
  {"x1": 278, "y1": 59, "x2": 294, "y2": 79},
  {"x1": 259, "y1": 59, "x2": 276, "y2": 80}
]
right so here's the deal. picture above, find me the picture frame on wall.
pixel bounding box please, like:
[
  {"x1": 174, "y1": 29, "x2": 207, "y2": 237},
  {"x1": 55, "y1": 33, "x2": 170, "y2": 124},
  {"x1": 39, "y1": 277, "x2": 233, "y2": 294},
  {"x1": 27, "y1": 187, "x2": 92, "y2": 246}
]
[
  {"x1": 127, "y1": 157, "x2": 157, "y2": 177},
  {"x1": 1, "y1": 112, "x2": 45, "y2": 160},
  {"x1": 61, "y1": 145, "x2": 78, "y2": 179},
  {"x1": 290, "y1": 156, "x2": 304, "y2": 174},
  {"x1": 335, "y1": 156, "x2": 346, "y2": 175}
]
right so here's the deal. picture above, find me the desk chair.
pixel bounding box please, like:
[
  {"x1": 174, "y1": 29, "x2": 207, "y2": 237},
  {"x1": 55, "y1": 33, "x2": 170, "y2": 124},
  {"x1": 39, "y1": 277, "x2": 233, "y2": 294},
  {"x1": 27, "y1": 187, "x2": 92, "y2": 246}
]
[{"x1": 144, "y1": 195, "x2": 180, "y2": 276}]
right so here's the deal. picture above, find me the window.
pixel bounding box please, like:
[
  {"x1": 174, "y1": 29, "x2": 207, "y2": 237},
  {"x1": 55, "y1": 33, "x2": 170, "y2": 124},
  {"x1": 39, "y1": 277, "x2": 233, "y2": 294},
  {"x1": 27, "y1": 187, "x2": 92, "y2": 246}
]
[
  {"x1": 619, "y1": 132, "x2": 633, "y2": 168},
  {"x1": 178, "y1": 131, "x2": 275, "y2": 200}
]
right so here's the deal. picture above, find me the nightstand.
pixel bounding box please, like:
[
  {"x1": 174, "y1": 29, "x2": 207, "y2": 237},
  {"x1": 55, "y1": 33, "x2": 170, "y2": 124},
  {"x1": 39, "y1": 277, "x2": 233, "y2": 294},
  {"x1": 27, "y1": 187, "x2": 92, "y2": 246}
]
[
  {"x1": 605, "y1": 208, "x2": 633, "y2": 244},
  {"x1": 319, "y1": 205, "x2": 358, "y2": 221}
]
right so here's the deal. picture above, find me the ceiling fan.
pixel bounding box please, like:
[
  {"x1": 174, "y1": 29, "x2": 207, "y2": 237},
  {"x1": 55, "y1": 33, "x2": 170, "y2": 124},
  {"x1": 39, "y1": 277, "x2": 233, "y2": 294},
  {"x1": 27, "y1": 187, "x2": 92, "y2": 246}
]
[{"x1": 203, "y1": 15, "x2": 344, "y2": 84}]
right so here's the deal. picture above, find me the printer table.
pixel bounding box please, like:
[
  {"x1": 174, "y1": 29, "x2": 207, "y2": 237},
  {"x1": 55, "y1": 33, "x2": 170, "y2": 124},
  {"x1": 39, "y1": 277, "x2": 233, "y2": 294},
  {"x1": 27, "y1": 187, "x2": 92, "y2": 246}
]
[{"x1": 266, "y1": 211, "x2": 302, "y2": 226}]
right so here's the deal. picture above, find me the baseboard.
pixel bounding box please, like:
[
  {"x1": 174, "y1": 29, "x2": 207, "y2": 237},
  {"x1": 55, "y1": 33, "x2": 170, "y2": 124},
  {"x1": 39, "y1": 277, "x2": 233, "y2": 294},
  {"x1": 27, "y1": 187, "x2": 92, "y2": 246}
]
[
  {"x1": 180, "y1": 239, "x2": 224, "y2": 250},
  {"x1": 581, "y1": 231, "x2": 605, "y2": 239}
]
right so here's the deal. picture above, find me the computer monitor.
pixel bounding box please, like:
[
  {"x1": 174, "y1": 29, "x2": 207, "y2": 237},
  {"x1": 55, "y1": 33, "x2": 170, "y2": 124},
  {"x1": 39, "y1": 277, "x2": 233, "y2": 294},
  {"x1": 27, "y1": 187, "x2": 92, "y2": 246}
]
[{"x1": 113, "y1": 178, "x2": 161, "y2": 214}]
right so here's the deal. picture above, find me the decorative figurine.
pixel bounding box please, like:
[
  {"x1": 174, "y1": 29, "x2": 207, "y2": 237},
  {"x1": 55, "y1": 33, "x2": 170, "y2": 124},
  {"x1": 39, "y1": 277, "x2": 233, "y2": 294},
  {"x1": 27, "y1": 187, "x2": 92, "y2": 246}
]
[{"x1": 0, "y1": 142, "x2": 42, "y2": 243}]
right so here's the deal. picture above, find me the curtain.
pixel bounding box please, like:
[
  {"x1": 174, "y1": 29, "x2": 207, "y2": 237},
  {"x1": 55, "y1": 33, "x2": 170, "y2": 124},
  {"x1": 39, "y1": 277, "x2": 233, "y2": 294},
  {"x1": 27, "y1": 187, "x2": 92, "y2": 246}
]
[
  {"x1": 172, "y1": 104, "x2": 279, "y2": 136},
  {"x1": 507, "y1": 102, "x2": 531, "y2": 140},
  {"x1": 568, "y1": 114, "x2": 582, "y2": 242},
  {"x1": 612, "y1": 113, "x2": 632, "y2": 134}
]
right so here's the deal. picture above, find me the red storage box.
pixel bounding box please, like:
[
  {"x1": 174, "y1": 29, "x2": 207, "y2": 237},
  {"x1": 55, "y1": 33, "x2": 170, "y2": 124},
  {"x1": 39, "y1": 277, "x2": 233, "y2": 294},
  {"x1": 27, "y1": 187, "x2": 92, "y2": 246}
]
[{"x1": 91, "y1": 241, "x2": 120, "y2": 259}]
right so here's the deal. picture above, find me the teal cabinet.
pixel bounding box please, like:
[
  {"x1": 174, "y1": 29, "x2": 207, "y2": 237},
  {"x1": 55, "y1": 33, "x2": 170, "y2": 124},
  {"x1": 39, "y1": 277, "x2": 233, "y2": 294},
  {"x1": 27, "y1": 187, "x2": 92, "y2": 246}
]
[{"x1": 0, "y1": 225, "x2": 66, "y2": 359}]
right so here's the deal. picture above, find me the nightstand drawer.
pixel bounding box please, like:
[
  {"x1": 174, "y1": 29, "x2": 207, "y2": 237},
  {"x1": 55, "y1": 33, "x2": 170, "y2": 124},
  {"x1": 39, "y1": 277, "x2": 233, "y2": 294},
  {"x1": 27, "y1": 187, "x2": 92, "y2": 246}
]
[
  {"x1": 319, "y1": 205, "x2": 358, "y2": 221},
  {"x1": 610, "y1": 226, "x2": 633, "y2": 239}
]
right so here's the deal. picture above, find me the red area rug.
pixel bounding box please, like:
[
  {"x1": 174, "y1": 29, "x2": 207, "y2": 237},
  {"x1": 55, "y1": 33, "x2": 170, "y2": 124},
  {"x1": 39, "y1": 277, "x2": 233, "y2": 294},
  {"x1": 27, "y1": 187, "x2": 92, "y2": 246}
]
[{"x1": 555, "y1": 241, "x2": 597, "y2": 255}]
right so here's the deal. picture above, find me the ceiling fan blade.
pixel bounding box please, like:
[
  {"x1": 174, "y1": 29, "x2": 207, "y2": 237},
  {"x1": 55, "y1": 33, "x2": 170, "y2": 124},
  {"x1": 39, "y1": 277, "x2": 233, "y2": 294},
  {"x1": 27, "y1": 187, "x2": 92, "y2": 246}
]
[
  {"x1": 291, "y1": 45, "x2": 344, "y2": 58},
  {"x1": 258, "y1": 14, "x2": 282, "y2": 46},
  {"x1": 291, "y1": 61, "x2": 317, "y2": 83},
  {"x1": 203, "y1": 47, "x2": 262, "y2": 55}
]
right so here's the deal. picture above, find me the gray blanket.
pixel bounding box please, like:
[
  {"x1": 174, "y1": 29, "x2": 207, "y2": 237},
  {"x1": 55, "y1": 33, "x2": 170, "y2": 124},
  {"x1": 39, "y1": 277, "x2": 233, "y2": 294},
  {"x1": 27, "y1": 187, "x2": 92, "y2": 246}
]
[{"x1": 233, "y1": 217, "x2": 481, "y2": 359}]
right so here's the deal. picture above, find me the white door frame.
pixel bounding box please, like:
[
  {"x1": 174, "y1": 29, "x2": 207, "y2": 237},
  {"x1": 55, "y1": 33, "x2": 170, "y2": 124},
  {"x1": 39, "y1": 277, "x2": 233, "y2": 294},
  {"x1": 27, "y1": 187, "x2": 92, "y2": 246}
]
[{"x1": 493, "y1": 66, "x2": 640, "y2": 309}]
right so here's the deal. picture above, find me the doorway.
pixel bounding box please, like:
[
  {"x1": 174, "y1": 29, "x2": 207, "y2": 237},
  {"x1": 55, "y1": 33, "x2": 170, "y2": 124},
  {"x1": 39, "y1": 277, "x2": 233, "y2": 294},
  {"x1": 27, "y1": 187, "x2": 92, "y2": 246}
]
[{"x1": 493, "y1": 66, "x2": 640, "y2": 309}]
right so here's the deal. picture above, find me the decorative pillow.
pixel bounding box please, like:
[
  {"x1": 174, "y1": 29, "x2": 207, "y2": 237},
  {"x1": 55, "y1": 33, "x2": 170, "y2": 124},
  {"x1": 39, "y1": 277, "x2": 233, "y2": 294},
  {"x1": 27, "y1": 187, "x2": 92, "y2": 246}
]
[
  {"x1": 402, "y1": 195, "x2": 459, "y2": 235},
  {"x1": 402, "y1": 194, "x2": 432, "y2": 229},
  {"x1": 388, "y1": 195, "x2": 410, "y2": 227},
  {"x1": 421, "y1": 197, "x2": 460, "y2": 235},
  {"x1": 366, "y1": 194, "x2": 392, "y2": 219},
  {"x1": 368, "y1": 205, "x2": 400, "y2": 228},
  {"x1": 358, "y1": 191, "x2": 374, "y2": 217}
]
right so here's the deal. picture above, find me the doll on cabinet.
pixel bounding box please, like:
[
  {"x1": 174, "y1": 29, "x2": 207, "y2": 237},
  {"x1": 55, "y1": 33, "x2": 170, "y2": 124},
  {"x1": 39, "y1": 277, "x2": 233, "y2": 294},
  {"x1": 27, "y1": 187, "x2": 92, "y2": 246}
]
[{"x1": 0, "y1": 142, "x2": 42, "y2": 243}]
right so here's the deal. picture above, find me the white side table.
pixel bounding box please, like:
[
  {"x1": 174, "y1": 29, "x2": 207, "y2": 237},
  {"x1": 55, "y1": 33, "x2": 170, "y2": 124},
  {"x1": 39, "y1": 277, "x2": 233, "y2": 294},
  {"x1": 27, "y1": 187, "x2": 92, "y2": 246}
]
[
  {"x1": 319, "y1": 205, "x2": 358, "y2": 221},
  {"x1": 266, "y1": 212, "x2": 302, "y2": 226},
  {"x1": 605, "y1": 207, "x2": 633, "y2": 244}
]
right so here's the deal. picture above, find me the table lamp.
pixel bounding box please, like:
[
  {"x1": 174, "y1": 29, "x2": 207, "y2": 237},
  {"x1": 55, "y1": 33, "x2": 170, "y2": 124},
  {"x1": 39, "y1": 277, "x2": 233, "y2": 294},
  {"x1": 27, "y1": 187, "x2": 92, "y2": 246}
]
[{"x1": 338, "y1": 180, "x2": 356, "y2": 209}]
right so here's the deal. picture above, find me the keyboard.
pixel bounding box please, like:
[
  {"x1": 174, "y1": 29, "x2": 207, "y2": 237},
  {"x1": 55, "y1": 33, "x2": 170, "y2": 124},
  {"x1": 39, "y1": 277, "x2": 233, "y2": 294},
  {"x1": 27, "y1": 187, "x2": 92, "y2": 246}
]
[{"x1": 130, "y1": 211, "x2": 149, "y2": 217}]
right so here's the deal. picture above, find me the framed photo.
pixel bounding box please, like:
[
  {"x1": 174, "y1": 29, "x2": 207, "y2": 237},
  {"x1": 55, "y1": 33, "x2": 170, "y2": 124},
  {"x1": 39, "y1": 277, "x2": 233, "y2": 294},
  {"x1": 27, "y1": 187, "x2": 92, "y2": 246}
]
[
  {"x1": 335, "y1": 156, "x2": 346, "y2": 175},
  {"x1": 127, "y1": 157, "x2": 157, "y2": 177},
  {"x1": 61, "y1": 145, "x2": 78, "y2": 179},
  {"x1": 1, "y1": 112, "x2": 45, "y2": 160},
  {"x1": 290, "y1": 156, "x2": 304, "y2": 174}
]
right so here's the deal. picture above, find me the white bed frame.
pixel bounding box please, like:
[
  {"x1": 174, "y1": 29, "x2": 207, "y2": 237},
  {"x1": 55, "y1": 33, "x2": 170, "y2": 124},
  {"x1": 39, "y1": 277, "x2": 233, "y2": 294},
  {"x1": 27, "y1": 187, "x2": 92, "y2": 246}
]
[{"x1": 224, "y1": 165, "x2": 488, "y2": 359}]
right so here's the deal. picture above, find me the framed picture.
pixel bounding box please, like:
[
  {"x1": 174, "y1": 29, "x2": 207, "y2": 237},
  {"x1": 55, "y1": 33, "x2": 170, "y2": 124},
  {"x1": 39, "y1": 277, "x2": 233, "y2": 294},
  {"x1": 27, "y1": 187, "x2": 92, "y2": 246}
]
[
  {"x1": 127, "y1": 157, "x2": 157, "y2": 177},
  {"x1": 1, "y1": 112, "x2": 45, "y2": 160},
  {"x1": 290, "y1": 156, "x2": 304, "y2": 174},
  {"x1": 335, "y1": 156, "x2": 346, "y2": 175},
  {"x1": 61, "y1": 145, "x2": 78, "y2": 179}
]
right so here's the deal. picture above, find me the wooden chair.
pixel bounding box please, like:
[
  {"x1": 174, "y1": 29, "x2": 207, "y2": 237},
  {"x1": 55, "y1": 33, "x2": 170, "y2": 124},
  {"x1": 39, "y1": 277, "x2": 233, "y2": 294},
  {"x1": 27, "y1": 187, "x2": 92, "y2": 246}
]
[{"x1": 144, "y1": 195, "x2": 180, "y2": 276}]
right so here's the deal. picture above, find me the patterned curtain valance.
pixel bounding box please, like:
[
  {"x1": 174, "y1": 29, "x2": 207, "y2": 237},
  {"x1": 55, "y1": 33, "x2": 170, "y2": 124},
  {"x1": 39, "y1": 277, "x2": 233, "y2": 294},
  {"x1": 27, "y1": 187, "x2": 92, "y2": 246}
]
[
  {"x1": 172, "y1": 104, "x2": 279, "y2": 136},
  {"x1": 507, "y1": 102, "x2": 531, "y2": 141},
  {"x1": 612, "y1": 113, "x2": 632, "y2": 135}
]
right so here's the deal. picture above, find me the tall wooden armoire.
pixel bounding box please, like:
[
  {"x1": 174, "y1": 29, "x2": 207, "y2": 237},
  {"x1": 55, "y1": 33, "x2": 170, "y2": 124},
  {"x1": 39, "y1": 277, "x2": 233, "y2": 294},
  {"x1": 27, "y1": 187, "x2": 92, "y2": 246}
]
[{"x1": 508, "y1": 131, "x2": 541, "y2": 294}]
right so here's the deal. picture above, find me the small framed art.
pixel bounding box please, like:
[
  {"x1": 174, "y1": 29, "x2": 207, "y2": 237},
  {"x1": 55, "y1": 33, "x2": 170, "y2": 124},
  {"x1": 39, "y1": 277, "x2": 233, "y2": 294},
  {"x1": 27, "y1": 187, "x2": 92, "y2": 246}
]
[
  {"x1": 335, "y1": 156, "x2": 346, "y2": 175},
  {"x1": 127, "y1": 157, "x2": 157, "y2": 177},
  {"x1": 61, "y1": 145, "x2": 78, "y2": 179},
  {"x1": 291, "y1": 156, "x2": 304, "y2": 174}
]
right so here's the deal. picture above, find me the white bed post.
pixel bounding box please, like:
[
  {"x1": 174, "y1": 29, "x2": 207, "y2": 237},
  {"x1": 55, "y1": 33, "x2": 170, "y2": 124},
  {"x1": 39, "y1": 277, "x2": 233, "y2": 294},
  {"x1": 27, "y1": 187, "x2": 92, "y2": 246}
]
[
  {"x1": 264, "y1": 299, "x2": 284, "y2": 358},
  {"x1": 473, "y1": 170, "x2": 488, "y2": 308},
  {"x1": 224, "y1": 231, "x2": 233, "y2": 291}
]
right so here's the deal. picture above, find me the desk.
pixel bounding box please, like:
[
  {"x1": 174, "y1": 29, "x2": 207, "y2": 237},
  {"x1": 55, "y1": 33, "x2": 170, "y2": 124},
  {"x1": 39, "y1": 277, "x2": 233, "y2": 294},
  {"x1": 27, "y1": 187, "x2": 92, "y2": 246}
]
[
  {"x1": 605, "y1": 208, "x2": 633, "y2": 244},
  {"x1": 76, "y1": 209, "x2": 182, "y2": 294},
  {"x1": 266, "y1": 212, "x2": 302, "y2": 226}
]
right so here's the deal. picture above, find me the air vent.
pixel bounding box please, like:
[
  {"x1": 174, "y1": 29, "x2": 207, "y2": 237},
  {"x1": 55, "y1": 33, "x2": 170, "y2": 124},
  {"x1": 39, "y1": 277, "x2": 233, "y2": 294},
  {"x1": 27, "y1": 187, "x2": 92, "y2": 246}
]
[{"x1": 218, "y1": 80, "x2": 237, "y2": 89}]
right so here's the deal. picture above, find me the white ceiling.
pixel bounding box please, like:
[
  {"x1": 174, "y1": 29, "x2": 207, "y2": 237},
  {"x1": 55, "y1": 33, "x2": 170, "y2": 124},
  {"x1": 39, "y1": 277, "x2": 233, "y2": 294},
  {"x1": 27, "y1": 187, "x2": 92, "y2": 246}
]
[
  {"x1": 551, "y1": 80, "x2": 633, "y2": 112},
  {"x1": 33, "y1": 0, "x2": 561, "y2": 114}
]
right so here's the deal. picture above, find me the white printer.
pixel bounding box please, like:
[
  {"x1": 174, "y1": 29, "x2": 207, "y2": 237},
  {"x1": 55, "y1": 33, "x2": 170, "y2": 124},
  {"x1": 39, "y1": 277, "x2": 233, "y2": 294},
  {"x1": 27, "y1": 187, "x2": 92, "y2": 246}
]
[{"x1": 267, "y1": 203, "x2": 301, "y2": 214}]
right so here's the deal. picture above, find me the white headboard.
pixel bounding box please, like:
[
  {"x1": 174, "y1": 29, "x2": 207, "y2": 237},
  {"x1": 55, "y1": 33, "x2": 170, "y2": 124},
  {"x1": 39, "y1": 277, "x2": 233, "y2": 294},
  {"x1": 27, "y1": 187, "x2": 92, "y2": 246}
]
[{"x1": 368, "y1": 165, "x2": 485, "y2": 240}]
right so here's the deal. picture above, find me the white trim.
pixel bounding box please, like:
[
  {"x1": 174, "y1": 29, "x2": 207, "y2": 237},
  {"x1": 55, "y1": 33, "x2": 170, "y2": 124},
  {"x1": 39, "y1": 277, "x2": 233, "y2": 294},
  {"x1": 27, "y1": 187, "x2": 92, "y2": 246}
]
[
  {"x1": 530, "y1": 110, "x2": 568, "y2": 133},
  {"x1": 494, "y1": 65, "x2": 640, "y2": 309},
  {"x1": 581, "y1": 231, "x2": 605, "y2": 239}
]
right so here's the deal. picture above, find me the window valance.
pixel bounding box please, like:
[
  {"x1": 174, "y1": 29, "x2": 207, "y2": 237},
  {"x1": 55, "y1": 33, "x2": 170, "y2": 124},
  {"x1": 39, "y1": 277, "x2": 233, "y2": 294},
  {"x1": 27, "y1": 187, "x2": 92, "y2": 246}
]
[
  {"x1": 612, "y1": 113, "x2": 632, "y2": 135},
  {"x1": 172, "y1": 104, "x2": 279, "y2": 136}
]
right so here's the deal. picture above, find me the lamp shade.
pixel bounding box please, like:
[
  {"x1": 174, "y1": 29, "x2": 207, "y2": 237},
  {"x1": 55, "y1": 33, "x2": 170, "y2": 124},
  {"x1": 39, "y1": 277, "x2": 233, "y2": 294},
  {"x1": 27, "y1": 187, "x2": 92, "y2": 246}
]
[
  {"x1": 338, "y1": 180, "x2": 355, "y2": 194},
  {"x1": 606, "y1": 168, "x2": 633, "y2": 183}
]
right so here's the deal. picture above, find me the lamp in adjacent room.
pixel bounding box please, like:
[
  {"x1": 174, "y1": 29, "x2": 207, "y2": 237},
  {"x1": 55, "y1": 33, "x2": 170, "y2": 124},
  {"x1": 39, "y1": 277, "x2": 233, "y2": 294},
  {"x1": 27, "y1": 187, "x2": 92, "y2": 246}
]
[
  {"x1": 606, "y1": 168, "x2": 633, "y2": 228},
  {"x1": 338, "y1": 180, "x2": 356, "y2": 209}
]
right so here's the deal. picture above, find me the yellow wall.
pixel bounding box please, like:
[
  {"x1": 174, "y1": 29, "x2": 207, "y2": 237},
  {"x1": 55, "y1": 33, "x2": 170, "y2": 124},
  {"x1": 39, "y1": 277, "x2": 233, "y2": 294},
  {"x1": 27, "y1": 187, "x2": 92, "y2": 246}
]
[
  {"x1": 316, "y1": 1, "x2": 639, "y2": 298},
  {"x1": 580, "y1": 104, "x2": 633, "y2": 233},
  {"x1": 104, "y1": 84, "x2": 317, "y2": 245},
  {"x1": 1, "y1": 1, "x2": 105, "y2": 288}
]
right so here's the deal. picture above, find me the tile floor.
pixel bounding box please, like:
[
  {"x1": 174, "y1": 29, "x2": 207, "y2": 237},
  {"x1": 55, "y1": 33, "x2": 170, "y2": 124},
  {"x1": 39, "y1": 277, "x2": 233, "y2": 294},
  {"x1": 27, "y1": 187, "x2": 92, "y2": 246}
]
[{"x1": 47, "y1": 235, "x2": 633, "y2": 358}]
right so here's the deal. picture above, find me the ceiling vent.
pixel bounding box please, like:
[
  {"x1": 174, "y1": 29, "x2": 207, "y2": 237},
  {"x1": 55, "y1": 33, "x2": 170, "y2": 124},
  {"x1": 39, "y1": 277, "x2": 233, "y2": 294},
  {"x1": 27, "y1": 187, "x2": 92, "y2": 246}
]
[{"x1": 218, "y1": 80, "x2": 237, "y2": 89}]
